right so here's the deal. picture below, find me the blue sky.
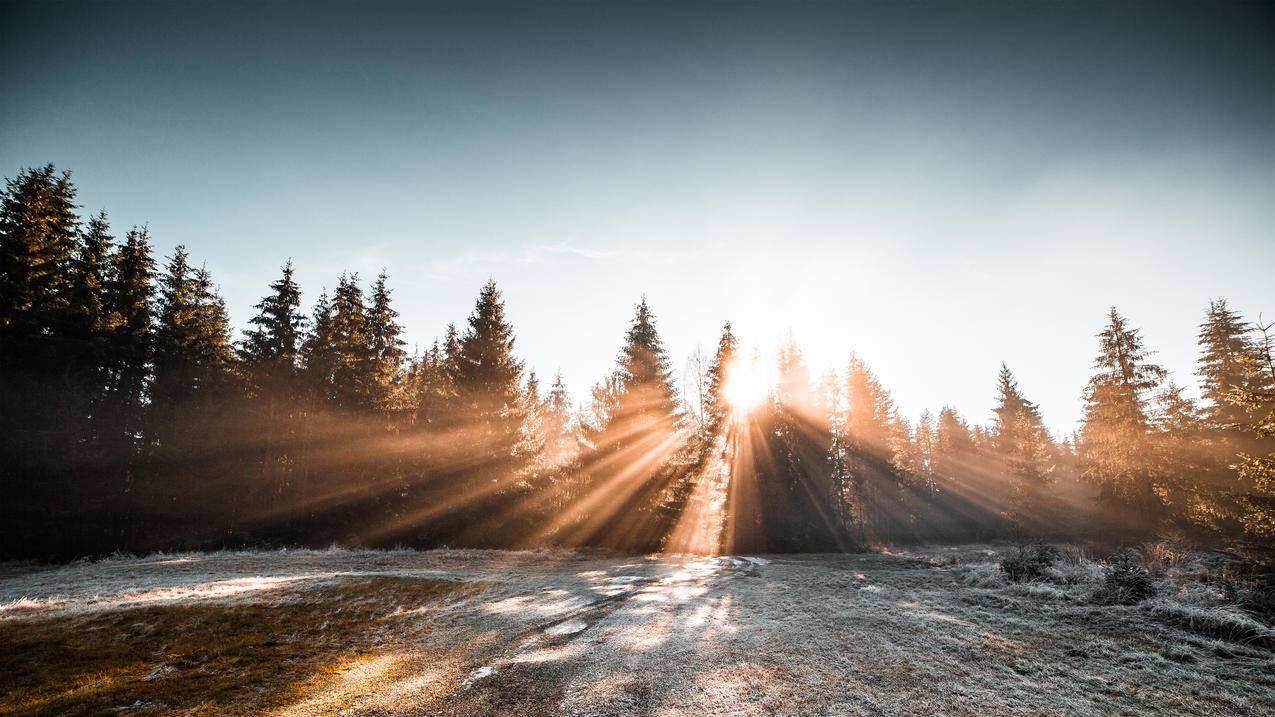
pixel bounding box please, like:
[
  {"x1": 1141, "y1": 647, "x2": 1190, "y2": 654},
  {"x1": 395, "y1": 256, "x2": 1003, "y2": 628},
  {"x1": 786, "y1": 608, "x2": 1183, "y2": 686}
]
[{"x1": 2, "y1": 1, "x2": 1272, "y2": 435}]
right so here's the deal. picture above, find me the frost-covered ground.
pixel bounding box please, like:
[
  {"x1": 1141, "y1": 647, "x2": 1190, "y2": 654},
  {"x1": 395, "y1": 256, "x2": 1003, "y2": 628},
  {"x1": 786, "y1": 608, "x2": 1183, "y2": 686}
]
[{"x1": 2, "y1": 545, "x2": 1273, "y2": 716}]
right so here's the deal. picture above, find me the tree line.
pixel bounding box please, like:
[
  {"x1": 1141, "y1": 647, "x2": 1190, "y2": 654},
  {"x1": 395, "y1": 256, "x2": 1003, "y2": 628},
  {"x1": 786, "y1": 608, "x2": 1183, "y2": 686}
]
[{"x1": 1, "y1": 164, "x2": 1272, "y2": 559}]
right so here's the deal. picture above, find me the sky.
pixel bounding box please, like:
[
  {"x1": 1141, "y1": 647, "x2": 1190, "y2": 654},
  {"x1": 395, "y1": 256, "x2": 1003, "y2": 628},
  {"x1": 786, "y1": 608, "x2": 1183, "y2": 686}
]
[{"x1": 2, "y1": 0, "x2": 1272, "y2": 436}]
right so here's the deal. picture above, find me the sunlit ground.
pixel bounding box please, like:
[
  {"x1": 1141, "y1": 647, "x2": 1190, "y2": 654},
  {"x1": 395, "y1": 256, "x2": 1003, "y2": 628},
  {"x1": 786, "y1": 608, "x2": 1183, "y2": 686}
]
[{"x1": 2, "y1": 547, "x2": 1272, "y2": 716}]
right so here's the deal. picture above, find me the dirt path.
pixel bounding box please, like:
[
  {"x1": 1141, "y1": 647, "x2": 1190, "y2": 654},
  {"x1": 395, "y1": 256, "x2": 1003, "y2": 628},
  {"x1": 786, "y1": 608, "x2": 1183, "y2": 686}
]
[{"x1": 2, "y1": 547, "x2": 1272, "y2": 716}]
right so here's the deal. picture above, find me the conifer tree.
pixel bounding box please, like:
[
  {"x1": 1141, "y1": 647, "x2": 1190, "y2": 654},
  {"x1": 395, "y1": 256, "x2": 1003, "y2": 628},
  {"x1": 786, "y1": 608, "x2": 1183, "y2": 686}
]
[
  {"x1": 776, "y1": 337, "x2": 812, "y2": 410},
  {"x1": 302, "y1": 289, "x2": 337, "y2": 403},
  {"x1": 365, "y1": 270, "x2": 406, "y2": 410},
  {"x1": 913, "y1": 410, "x2": 936, "y2": 477},
  {"x1": 240, "y1": 260, "x2": 305, "y2": 392},
  {"x1": 933, "y1": 406, "x2": 975, "y2": 478},
  {"x1": 328, "y1": 273, "x2": 374, "y2": 410},
  {"x1": 1197, "y1": 299, "x2": 1257, "y2": 433},
  {"x1": 1078, "y1": 307, "x2": 1168, "y2": 517},
  {"x1": 991, "y1": 363, "x2": 1053, "y2": 487},
  {"x1": 844, "y1": 354, "x2": 894, "y2": 455},
  {"x1": 67, "y1": 211, "x2": 113, "y2": 352},
  {"x1": 540, "y1": 371, "x2": 577, "y2": 467},
  {"x1": 99, "y1": 227, "x2": 155, "y2": 444},
  {"x1": 151, "y1": 248, "x2": 236, "y2": 422},
  {"x1": 1228, "y1": 320, "x2": 1275, "y2": 535},
  {"x1": 579, "y1": 298, "x2": 683, "y2": 548},
  {"x1": 0, "y1": 164, "x2": 80, "y2": 347},
  {"x1": 703, "y1": 321, "x2": 738, "y2": 437},
  {"x1": 453, "y1": 280, "x2": 531, "y2": 471}
]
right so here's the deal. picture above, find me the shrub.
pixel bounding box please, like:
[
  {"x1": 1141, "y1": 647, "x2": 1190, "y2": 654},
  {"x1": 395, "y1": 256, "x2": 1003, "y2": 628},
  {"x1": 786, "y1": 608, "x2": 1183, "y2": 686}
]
[
  {"x1": 1094, "y1": 549, "x2": 1158, "y2": 605},
  {"x1": 1000, "y1": 544, "x2": 1059, "y2": 583}
]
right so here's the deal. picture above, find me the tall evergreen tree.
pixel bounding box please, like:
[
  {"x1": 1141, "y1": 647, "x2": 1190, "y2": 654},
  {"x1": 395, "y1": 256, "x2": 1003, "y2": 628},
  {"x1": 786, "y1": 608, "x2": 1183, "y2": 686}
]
[
  {"x1": 67, "y1": 211, "x2": 113, "y2": 350},
  {"x1": 326, "y1": 273, "x2": 374, "y2": 410},
  {"x1": 1227, "y1": 320, "x2": 1275, "y2": 535},
  {"x1": 703, "y1": 321, "x2": 739, "y2": 437},
  {"x1": 540, "y1": 371, "x2": 577, "y2": 467},
  {"x1": 302, "y1": 289, "x2": 337, "y2": 403},
  {"x1": 0, "y1": 164, "x2": 79, "y2": 347},
  {"x1": 453, "y1": 280, "x2": 531, "y2": 470},
  {"x1": 150, "y1": 249, "x2": 236, "y2": 422},
  {"x1": 365, "y1": 270, "x2": 406, "y2": 410},
  {"x1": 1197, "y1": 299, "x2": 1257, "y2": 433},
  {"x1": 991, "y1": 363, "x2": 1053, "y2": 487},
  {"x1": 99, "y1": 227, "x2": 156, "y2": 445},
  {"x1": 578, "y1": 298, "x2": 684, "y2": 548},
  {"x1": 240, "y1": 260, "x2": 305, "y2": 391},
  {"x1": 932, "y1": 406, "x2": 976, "y2": 478},
  {"x1": 1078, "y1": 307, "x2": 1168, "y2": 519}
]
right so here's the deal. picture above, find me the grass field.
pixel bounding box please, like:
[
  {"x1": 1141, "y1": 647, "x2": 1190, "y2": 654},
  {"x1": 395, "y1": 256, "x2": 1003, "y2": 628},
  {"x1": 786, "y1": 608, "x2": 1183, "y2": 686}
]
[{"x1": 2, "y1": 546, "x2": 1272, "y2": 716}]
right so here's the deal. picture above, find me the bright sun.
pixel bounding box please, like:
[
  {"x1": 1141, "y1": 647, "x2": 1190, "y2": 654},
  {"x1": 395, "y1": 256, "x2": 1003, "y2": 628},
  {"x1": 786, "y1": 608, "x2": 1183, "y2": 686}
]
[{"x1": 723, "y1": 359, "x2": 767, "y2": 414}]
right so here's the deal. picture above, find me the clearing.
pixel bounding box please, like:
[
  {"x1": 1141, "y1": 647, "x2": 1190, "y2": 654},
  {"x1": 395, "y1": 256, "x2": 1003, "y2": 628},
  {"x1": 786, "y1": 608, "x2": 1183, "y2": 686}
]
[{"x1": 1, "y1": 546, "x2": 1272, "y2": 716}]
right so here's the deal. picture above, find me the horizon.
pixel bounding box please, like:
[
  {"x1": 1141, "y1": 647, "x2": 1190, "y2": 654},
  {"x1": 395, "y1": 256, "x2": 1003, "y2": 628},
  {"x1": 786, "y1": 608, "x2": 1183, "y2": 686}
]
[{"x1": 3, "y1": 0, "x2": 1272, "y2": 435}]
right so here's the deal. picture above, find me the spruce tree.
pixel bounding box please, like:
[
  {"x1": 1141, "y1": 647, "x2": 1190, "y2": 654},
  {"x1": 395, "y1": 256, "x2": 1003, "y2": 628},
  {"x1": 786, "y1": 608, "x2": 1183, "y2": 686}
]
[
  {"x1": 151, "y1": 248, "x2": 235, "y2": 422},
  {"x1": 703, "y1": 321, "x2": 739, "y2": 437},
  {"x1": 540, "y1": 371, "x2": 577, "y2": 466},
  {"x1": 67, "y1": 210, "x2": 113, "y2": 351},
  {"x1": 100, "y1": 227, "x2": 155, "y2": 444},
  {"x1": 1228, "y1": 320, "x2": 1275, "y2": 535},
  {"x1": 933, "y1": 406, "x2": 975, "y2": 478},
  {"x1": 302, "y1": 289, "x2": 337, "y2": 403},
  {"x1": 1078, "y1": 307, "x2": 1168, "y2": 518},
  {"x1": 329, "y1": 273, "x2": 373, "y2": 410},
  {"x1": 991, "y1": 363, "x2": 1053, "y2": 487},
  {"x1": 453, "y1": 280, "x2": 531, "y2": 471},
  {"x1": 0, "y1": 164, "x2": 80, "y2": 347},
  {"x1": 578, "y1": 298, "x2": 683, "y2": 548},
  {"x1": 1197, "y1": 299, "x2": 1256, "y2": 433},
  {"x1": 240, "y1": 260, "x2": 306, "y2": 392},
  {"x1": 365, "y1": 270, "x2": 406, "y2": 410}
]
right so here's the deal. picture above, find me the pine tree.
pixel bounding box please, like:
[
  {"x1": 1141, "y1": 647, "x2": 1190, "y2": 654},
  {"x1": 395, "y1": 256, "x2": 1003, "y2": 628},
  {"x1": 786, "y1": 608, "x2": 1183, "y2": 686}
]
[
  {"x1": 1197, "y1": 299, "x2": 1257, "y2": 433},
  {"x1": 365, "y1": 270, "x2": 406, "y2": 410},
  {"x1": 67, "y1": 211, "x2": 113, "y2": 351},
  {"x1": 99, "y1": 227, "x2": 156, "y2": 444},
  {"x1": 844, "y1": 354, "x2": 894, "y2": 455},
  {"x1": 991, "y1": 363, "x2": 1053, "y2": 487},
  {"x1": 0, "y1": 164, "x2": 80, "y2": 347},
  {"x1": 1227, "y1": 320, "x2": 1275, "y2": 535},
  {"x1": 1078, "y1": 307, "x2": 1168, "y2": 518},
  {"x1": 775, "y1": 337, "x2": 811, "y2": 410},
  {"x1": 302, "y1": 289, "x2": 337, "y2": 403},
  {"x1": 540, "y1": 371, "x2": 577, "y2": 467},
  {"x1": 329, "y1": 273, "x2": 373, "y2": 410},
  {"x1": 914, "y1": 410, "x2": 936, "y2": 477},
  {"x1": 578, "y1": 298, "x2": 683, "y2": 548},
  {"x1": 933, "y1": 406, "x2": 975, "y2": 478},
  {"x1": 453, "y1": 280, "x2": 531, "y2": 471},
  {"x1": 703, "y1": 321, "x2": 739, "y2": 437},
  {"x1": 240, "y1": 260, "x2": 306, "y2": 393},
  {"x1": 150, "y1": 248, "x2": 236, "y2": 422}
]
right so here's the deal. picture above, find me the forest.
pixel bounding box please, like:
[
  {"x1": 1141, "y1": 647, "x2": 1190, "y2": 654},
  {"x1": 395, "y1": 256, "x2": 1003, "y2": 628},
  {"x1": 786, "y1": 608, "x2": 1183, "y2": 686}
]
[{"x1": 2, "y1": 164, "x2": 1273, "y2": 560}]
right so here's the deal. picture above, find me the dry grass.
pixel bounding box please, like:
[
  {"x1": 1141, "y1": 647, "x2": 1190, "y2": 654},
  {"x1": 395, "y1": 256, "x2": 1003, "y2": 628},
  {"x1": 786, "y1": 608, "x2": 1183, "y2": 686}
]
[
  {"x1": 0, "y1": 576, "x2": 481, "y2": 717},
  {"x1": 2, "y1": 546, "x2": 1273, "y2": 716}
]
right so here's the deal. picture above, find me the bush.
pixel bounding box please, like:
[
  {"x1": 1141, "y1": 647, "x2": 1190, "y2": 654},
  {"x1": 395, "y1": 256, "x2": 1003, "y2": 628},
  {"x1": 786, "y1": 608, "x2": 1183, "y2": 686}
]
[
  {"x1": 1094, "y1": 549, "x2": 1158, "y2": 605},
  {"x1": 1000, "y1": 544, "x2": 1059, "y2": 583}
]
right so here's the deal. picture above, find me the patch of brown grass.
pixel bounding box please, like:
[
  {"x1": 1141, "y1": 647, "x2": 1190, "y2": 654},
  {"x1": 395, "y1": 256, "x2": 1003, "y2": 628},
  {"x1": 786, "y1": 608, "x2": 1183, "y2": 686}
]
[{"x1": 0, "y1": 576, "x2": 481, "y2": 717}]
